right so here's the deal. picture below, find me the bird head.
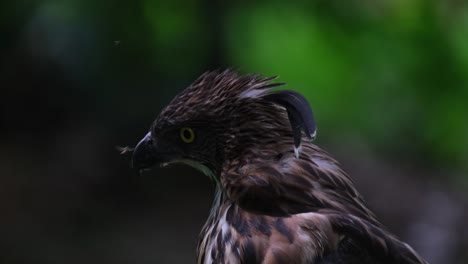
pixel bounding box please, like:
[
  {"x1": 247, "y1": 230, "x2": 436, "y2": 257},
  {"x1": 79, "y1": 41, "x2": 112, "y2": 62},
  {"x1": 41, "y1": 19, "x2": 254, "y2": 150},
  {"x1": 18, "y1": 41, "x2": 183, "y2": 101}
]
[{"x1": 132, "y1": 70, "x2": 316, "y2": 179}]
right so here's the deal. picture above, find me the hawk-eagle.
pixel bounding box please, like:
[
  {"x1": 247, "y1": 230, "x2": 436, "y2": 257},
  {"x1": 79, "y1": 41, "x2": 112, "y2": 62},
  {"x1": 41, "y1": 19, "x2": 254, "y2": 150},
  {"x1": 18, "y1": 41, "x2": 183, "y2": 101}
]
[{"x1": 131, "y1": 70, "x2": 427, "y2": 264}]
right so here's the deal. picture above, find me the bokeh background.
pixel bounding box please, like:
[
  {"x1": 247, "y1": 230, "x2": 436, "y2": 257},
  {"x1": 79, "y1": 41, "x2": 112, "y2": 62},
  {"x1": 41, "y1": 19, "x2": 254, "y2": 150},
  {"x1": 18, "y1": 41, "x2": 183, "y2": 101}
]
[{"x1": 1, "y1": 0, "x2": 467, "y2": 263}]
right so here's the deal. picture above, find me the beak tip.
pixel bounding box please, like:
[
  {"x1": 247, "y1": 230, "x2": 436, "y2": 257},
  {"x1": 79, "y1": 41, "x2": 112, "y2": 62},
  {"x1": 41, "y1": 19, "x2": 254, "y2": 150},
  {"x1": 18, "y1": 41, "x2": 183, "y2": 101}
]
[{"x1": 131, "y1": 132, "x2": 156, "y2": 171}]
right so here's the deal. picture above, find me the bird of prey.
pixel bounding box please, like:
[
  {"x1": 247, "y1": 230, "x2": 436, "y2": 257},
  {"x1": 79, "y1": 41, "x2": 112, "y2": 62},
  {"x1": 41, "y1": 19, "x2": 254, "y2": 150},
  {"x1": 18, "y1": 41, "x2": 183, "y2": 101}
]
[{"x1": 131, "y1": 70, "x2": 427, "y2": 264}]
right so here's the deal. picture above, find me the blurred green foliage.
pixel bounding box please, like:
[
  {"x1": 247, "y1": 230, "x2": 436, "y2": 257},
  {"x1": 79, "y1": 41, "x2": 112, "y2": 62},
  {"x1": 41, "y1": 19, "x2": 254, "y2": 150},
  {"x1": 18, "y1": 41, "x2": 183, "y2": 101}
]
[{"x1": 225, "y1": 1, "x2": 468, "y2": 183}]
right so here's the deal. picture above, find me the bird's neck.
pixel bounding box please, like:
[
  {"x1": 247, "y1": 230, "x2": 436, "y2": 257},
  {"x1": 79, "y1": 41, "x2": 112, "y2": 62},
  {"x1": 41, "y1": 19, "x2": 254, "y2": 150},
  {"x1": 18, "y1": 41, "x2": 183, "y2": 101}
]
[{"x1": 210, "y1": 184, "x2": 225, "y2": 215}]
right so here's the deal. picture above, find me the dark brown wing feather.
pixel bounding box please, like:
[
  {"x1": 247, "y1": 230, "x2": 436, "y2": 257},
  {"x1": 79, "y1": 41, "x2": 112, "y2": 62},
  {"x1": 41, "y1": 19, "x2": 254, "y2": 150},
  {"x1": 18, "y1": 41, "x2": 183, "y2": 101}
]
[
  {"x1": 316, "y1": 211, "x2": 426, "y2": 264},
  {"x1": 221, "y1": 143, "x2": 427, "y2": 263}
]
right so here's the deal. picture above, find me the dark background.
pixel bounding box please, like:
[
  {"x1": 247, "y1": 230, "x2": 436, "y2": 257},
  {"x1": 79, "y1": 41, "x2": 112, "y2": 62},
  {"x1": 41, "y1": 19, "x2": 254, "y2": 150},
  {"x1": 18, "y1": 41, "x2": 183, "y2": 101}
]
[{"x1": 1, "y1": 1, "x2": 467, "y2": 263}]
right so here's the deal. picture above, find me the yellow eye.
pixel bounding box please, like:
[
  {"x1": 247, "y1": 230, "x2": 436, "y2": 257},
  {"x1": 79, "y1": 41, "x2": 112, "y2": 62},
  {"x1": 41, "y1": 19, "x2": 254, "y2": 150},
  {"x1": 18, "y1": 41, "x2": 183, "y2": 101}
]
[{"x1": 180, "y1": 127, "x2": 195, "y2": 143}]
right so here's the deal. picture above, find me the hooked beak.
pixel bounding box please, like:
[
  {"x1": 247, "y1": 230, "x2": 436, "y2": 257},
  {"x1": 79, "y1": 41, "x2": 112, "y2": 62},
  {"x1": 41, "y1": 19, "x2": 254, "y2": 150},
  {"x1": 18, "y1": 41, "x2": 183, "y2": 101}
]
[{"x1": 132, "y1": 132, "x2": 157, "y2": 170}]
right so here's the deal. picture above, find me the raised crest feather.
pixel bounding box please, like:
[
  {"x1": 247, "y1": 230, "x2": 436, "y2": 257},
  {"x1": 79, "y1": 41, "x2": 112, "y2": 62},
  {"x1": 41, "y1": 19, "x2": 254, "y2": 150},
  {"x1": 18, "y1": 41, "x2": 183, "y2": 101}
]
[{"x1": 262, "y1": 90, "x2": 317, "y2": 154}]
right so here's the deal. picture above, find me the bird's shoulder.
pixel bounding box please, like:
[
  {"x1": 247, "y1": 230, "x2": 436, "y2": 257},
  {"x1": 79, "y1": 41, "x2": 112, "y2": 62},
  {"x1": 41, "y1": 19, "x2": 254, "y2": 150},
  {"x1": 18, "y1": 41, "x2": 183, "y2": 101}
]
[{"x1": 221, "y1": 143, "x2": 377, "y2": 223}]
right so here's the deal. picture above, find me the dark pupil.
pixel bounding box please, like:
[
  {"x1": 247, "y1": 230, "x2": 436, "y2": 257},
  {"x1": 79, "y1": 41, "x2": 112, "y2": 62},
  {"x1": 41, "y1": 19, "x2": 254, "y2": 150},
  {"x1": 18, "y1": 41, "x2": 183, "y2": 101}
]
[{"x1": 183, "y1": 129, "x2": 192, "y2": 139}]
